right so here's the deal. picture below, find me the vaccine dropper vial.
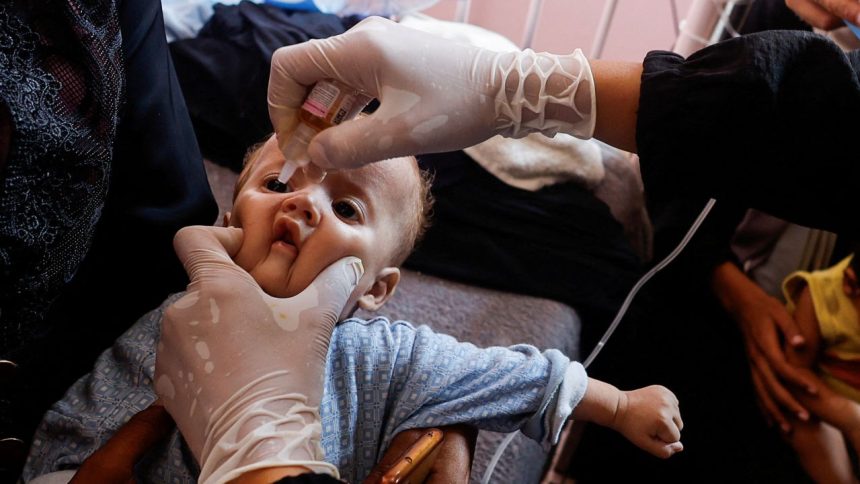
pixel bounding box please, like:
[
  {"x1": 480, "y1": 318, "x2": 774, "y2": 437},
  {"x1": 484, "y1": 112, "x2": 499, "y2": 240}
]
[{"x1": 271, "y1": 79, "x2": 371, "y2": 191}]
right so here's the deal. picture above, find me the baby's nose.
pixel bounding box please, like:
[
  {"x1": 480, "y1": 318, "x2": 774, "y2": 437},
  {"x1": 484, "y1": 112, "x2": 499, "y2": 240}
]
[{"x1": 282, "y1": 194, "x2": 320, "y2": 226}]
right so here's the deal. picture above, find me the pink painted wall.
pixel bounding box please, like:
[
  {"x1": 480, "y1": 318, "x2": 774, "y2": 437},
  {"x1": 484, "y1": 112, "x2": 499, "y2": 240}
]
[{"x1": 421, "y1": 0, "x2": 695, "y2": 61}]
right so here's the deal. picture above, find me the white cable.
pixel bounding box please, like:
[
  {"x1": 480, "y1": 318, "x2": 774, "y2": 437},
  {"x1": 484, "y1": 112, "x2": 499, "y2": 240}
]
[
  {"x1": 708, "y1": 0, "x2": 740, "y2": 44},
  {"x1": 480, "y1": 430, "x2": 518, "y2": 484},
  {"x1": 584, "y1": 198, "x2": 716, "y2": 367},
  {"x1": 481, "y1": 198, "x2": 717, "y2": 483}
]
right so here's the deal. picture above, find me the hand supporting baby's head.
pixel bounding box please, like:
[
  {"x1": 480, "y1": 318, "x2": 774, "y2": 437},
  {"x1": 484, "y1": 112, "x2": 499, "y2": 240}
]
[{"x1": 227, "y1": 135, "x2": 433, "y2": 317}]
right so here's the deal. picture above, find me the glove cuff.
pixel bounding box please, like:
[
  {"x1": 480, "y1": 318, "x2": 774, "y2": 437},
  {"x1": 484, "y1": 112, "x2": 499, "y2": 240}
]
[
  {"x1": 492, "y1": 48, "x2": 596, "y2": 140},
  {"x1": 198, "y1": 375, "x2": 336, "y2": 484}
]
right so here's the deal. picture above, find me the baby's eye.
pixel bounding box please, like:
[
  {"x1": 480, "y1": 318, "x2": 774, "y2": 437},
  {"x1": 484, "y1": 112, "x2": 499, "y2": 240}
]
[
  {"x1": 332, "y1": 199, "x2": 361, "y2": 222},
  {"x1": 265, "y1": 178, "x2": 290, "y2": 193}
]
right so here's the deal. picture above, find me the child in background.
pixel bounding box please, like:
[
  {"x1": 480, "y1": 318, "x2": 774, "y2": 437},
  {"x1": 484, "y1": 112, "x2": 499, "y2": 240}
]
[
  {"x1": 782, "y1": 245, "x2": 860, "y2": 483},
  {"x1": 24, "y1": 135, "x2": 683, "y2": 483}
]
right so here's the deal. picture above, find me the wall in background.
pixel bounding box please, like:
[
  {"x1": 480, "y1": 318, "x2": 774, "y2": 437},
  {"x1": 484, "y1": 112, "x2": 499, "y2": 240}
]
[{"x1": 422, "y1": 0, "x2": 695, "y2": 61}]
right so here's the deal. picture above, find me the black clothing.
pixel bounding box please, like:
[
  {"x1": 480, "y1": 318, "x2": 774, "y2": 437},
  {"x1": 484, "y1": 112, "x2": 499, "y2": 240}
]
[
  {"x1": 0, "y1": 0, "x2": 123, "y2": 372},
  {"x1": 637, "y1": 30, "x2": 859, "y2": 237},
  {"x1": 575, "y1": 27, "x2": 858, "y2": 483},
  {"x1": 274, "y1": 474, "x2": 341, "y2": 484},
  {"x1": 407, "y1": 151, "x2": 642, "y2": 349},
  {"x1": 0, "y1": 0, "x2": 217, "y2": 477},
  {"x1": 169, "y1": 2, "x2": 358, "y2": 169}
]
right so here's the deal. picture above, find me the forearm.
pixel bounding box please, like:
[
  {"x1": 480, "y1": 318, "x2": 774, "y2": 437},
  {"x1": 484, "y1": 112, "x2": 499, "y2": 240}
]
[
  {"x1": 590, "y1": 60, "x2": 642, "y2": 154},
  {"x1": 711, "y1": 261, "x2": 754, "y2": 314},
  {"x1": 571, "y1": 378, "x2": 623, "y2": 428}
]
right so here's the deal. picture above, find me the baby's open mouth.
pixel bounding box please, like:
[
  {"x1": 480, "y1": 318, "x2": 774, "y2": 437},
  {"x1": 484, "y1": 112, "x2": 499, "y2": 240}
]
[{"x1": 273, "y1": 218, "x2": 299, "y2": 250}]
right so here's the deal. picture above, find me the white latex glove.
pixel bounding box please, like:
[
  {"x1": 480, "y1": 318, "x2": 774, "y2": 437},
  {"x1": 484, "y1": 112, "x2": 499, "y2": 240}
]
[
  {"x1": 268, "y1": 16, "x2": 595, "y2": 170},
  {"x1": 155, "y1": 226, "x2": 364, "y2": 484}
]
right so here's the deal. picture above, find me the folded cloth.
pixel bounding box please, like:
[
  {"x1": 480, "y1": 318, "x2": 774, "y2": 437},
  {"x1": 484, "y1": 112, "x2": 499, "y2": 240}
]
[
  {"x1": 464, "y1": 134, "x2": 605, "y2": 191},
  {"x1": 162, "y1": 0, "x2": 247, "y2": 42}
]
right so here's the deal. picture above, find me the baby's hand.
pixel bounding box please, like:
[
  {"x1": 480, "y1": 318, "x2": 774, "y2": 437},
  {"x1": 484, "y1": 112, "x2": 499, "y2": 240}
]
[{"x1": 611, "y1": 385, "x2": 684, "y2": 458}]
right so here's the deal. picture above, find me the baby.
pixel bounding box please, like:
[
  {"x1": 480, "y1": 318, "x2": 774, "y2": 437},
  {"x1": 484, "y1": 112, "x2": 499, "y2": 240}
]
[
  {"x1": 23, "y1": 135, "x2": 683, "y2": 483},
  {"x1": 781, "y1": 247, "x2": 860, "y2": 483}
]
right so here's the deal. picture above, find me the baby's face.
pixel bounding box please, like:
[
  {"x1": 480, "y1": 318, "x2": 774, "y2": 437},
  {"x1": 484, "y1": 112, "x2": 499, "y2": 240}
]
[{"x1": 229, "y1": 137, "x2": 415, "y2": 301}]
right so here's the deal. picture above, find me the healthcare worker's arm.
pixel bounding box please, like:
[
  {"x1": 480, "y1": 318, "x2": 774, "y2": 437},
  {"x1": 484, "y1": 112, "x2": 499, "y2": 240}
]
[
  {"x1": 270, "y1": 20, "x2": 859, "y2": 235},
  {"x1": 268, "y1": 16, "x2": 640, "y2": 160},
  {"x1": 268, "y1": 17, "x2": 642, "y2": 162},
  {"x1": 588, "y1": 60, "x2": 641, "y2": 153},
  {"x1": 155, "y1": 226, "x2": 363, "y2": 484},
  {"x1": 268, "y1": 16, "x2": 602, "y2": 168}
]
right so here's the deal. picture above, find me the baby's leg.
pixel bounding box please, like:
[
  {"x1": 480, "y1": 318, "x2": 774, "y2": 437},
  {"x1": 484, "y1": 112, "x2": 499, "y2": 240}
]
[
  {"x1": 784, "y1": 421, "x2": 854, "y2": 483},
  {"x1": 783, "y1": 286, "x2": 855, "y2": 483}
]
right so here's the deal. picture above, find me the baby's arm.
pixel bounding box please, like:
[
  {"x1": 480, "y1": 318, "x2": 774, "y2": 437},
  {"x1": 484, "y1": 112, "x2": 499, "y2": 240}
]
[
  {"x1": 572, "y1": 379, "x2": 683, "y2": 458},
  {"x1": 383, "y1": 325, "x2": 682, "y2": 459}
]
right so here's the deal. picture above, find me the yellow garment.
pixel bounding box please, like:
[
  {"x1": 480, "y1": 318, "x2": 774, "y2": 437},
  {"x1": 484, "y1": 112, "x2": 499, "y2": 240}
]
[{"x1": 783, "y1": 255, "x2": 860, "y2": 402}]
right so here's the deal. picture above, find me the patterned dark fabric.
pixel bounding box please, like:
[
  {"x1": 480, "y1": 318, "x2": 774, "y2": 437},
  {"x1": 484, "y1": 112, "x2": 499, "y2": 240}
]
[
  {"x1": 0, "y1": 0, "x2": 217, "y2": 473},
  {"x1": 0, "y1": 0, "x2": 122, "y2": 363}
]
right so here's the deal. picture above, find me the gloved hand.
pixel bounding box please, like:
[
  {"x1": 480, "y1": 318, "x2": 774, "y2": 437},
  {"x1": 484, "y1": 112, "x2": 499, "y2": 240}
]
[
  {"x1": 268, "y1": 16, "x2": 595, "y2": 170},
  {"x1": 155, "y1": 225, "x2": 363, "y2": 484}
]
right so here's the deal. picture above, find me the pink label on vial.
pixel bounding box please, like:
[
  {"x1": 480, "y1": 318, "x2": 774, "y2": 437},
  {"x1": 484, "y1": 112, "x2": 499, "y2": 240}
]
[{"x1": 303, "y1": 82, "x2": 340, "y2": 118}]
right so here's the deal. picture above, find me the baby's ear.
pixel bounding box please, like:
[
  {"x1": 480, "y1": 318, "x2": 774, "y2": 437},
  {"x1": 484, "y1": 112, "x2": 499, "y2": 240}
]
[
  {"x1": 357, "y1": 267, "x2": 401, "y2": 311},
  {"x1": 222, "y1": 211, "x2": 232, "y2": 227}
]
